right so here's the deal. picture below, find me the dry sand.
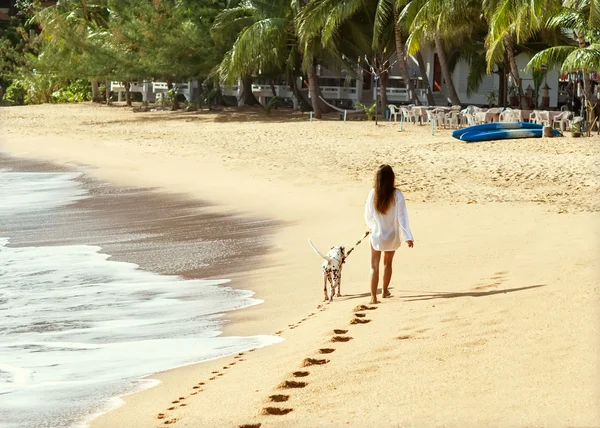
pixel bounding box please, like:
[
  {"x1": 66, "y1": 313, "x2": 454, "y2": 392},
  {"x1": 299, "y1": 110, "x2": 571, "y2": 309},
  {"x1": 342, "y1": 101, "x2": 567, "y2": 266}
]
[{"x1": 1, "y1": 103, "x2": 599, "y2": 428}]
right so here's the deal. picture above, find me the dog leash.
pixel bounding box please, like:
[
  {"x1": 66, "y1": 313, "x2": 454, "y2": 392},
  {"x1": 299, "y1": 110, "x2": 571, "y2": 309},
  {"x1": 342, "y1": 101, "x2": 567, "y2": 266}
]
[{"x1": 343, "y1": 230, "x2": 370, "y2": 261}]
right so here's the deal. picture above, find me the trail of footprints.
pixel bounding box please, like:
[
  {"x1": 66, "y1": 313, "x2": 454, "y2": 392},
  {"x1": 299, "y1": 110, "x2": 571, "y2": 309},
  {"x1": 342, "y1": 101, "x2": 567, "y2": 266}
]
[
  {"x1": 472, "y1": 271, "x2": 508, "y2": 291},
  {"x1": 283, "y1": 303, "x2": 330, "y2": 333},
  {"x1": 240, "y1": 304, "x2": 377, "y2": 426},
  {"x1": 156, "y1": 351, "x2": 254, "y2": 426},
  {"x1": 156, "y1": 304, "x2": 375, "y2": 426}
]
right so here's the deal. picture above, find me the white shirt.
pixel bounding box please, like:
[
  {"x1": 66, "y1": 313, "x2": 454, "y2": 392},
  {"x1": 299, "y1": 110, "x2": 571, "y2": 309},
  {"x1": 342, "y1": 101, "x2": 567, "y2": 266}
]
[{"x1": 364, "y1": 188, "x2": 413, "y2": 251}]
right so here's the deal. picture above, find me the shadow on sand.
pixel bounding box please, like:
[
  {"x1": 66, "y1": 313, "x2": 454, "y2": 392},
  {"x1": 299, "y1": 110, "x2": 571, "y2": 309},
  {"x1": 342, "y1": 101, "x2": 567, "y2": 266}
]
[{"x1": 339, "y1": 284, "x2": 546, "y2": 302}]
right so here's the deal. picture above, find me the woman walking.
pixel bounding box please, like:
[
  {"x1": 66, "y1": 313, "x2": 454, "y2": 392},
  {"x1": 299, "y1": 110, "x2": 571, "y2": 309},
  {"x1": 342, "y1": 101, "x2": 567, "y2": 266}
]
[{"x1": 364, "y1": 165, "x2": 414, "y2": 304}]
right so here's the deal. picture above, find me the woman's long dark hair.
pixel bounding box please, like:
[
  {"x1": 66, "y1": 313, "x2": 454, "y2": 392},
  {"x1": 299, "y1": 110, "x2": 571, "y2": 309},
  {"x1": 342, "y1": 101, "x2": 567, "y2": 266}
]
[{"x1": 374, "y1": 164, "x2": 396, "y2": 214}]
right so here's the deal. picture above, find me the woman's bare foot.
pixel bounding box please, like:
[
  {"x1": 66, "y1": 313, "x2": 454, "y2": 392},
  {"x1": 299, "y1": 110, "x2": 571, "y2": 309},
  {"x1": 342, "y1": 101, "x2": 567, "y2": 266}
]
[
  {"x1": 370, "y1": 297, "x2": 379, "y2": 304},
  {"x1": 382, "y1": 290, "x2": 392, "y2": 298}
]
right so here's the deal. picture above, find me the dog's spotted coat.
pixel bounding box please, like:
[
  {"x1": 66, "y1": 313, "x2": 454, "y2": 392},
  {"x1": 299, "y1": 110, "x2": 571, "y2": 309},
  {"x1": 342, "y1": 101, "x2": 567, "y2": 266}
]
[{"x1": 321, "y1": 246, "x2": 345, "y2": 302}]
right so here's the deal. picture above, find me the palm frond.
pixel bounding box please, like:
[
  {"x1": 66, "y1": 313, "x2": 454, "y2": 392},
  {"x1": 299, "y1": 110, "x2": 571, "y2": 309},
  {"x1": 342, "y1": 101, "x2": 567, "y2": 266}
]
[
  {"x1": 561, "y1": 43, "x2": 600, "y2": 71},
  {"x1": 321, "y1": 0, "x2": 364, "y2": 45},
  {"x1": 374, "y1": 0, "x2": 394, "y2": 42}
]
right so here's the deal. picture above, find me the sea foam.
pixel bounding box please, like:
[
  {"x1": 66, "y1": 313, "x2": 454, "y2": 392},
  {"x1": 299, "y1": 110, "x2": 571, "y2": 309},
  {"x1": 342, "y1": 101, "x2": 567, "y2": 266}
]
[{"x1": 0, "y1": 168, "x2": 281, "y2": 427}]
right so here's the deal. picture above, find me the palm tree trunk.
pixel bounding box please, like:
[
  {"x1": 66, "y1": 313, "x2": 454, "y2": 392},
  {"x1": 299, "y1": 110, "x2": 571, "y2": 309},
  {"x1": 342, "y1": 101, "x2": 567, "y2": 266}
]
[
  {"x1": 415, "y1": 50, "x2": 432, "y2": 106},
  {"x1": 393, "y1": 8, "x2": 418, "y2": 105},
  {"x1": 504, "y1": 34, "x2": 528, "y2": 109},
  {"x1": 288, "y1": 73, "x2": 312, "y2": 111},
  {"x1": 270, "y1": 80, "x2": 278, "y2": 98},
  {"x1": 434, "y1": 35, "x2": 460, "y2": 105},
  {"x1": 91, "y1": 80, "x2": 101, "y2": 103},
  {"x1": 307, "y1": 58, "x2": 323, "y2": 119},
  {"x1": 380, "y1": 72, "x2": 389, "y2": 116},
  {"x1": 105, "y1": 79, "x2": 111, "y2": 105},
  {"x1": 241, "y1": 75, "x2": 261, "y2": 106},
  {"x1": 497, "y1": 65, "x2": 506, "y2": 107},
  {"x1": 575, "y1": 33, "x2": 593, "y2": 102},
  {"x1": 124, "y1": 81, "x2": 132, "y2": 107}
]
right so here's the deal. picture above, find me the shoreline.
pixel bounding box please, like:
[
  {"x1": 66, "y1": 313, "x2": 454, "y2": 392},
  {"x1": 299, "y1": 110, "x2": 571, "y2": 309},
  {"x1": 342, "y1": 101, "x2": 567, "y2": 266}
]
[
  {"x1": 1, "y1": 104, "x2": 598, "y2": 427},
  {"x1": 0, "y1": 153, "x2": 283, "y2": 427}
]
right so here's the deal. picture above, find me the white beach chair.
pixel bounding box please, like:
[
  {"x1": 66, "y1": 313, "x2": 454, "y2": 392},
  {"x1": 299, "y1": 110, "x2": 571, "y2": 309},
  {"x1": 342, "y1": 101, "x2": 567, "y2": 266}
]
[
  {"x1": 388, "y1": 104, "x2": 400, "y2": 122},
  {"x1": 529, "y1": 110, "x2": 541, "y2": 124},
  {"x1": 445, "y1": 110, "x2": 460, "y2": 129},
  {"x1": 552, "y1": 111, "x2": 572, "y2": 131},
  {"x1": 463, "y1": 112, "x2": 476, "y2": 126},
  {"x1": 400, "y1": 107, "x2": 411, "y2": 123},
  {"x1": 537, "y1": 111, "x2": 551, "y2": 127},
  {"x1": 498, "y1": 110, "x2": 511, "y2": 122},
  {"x1": 510, "y1": 109, "x2": 522, "y2": 122},
  {"x1": 425, "y1": 109, "x2": 434, "y2": 125}
]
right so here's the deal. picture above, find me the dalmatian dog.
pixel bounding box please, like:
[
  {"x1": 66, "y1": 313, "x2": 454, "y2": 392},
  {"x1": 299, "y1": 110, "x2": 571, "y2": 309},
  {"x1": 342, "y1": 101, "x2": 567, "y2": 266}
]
[{"x1": 308, "y1": 240, "x2": 346, "y2": 302}]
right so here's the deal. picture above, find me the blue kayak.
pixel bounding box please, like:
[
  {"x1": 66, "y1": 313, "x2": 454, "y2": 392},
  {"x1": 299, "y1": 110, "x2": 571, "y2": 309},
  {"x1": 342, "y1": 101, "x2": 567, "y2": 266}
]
[
  {"x1": 459, "y1": 127, "x2": 562, "y2": 142},
  {"x1": 452, "y1": 122, "x2": 544, "y2": 139}
]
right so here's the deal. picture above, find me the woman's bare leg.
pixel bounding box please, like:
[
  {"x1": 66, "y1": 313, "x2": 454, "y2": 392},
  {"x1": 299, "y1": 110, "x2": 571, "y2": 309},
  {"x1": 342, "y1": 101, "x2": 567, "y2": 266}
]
[
  {"x1": 370, "y1": 245, "x2": 381, "y2": 303},
  {"x1": 382, "y1": 251, "x2": 396, "y2": 297}
]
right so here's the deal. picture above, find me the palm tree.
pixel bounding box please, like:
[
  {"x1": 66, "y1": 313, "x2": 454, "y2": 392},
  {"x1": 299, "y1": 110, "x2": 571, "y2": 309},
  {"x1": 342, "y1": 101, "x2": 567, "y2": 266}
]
[
  {"x1": 373, "y1": 0, "x2": 422, "y2": 105},
  {"x1": 399, "y1": 0, "x2": 478, "y2": 105},
  {"x1": 298, "y1": 0, "x2": 404, "y2": 116},
  {"x1": 213, "y1": 0, "x2": 317, "y2": 109},
  {"x1": 296, "y1": 0, "x2": 367, "y2": 118},
  {"x1": 527, "y1": 0, "x2": 599, "y2": 102},
  {"x1": 483, "y1": 0, "x2": 560, "y2": 109},
  {"x1": 34, "y1": 0, "x2": 111, "y2": 102}
]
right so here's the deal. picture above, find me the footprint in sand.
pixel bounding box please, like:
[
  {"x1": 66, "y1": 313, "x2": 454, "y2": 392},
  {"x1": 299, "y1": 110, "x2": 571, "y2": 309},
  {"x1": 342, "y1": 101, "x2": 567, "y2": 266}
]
[
  {"x1": 157, "y1": 413, "x2": 166, "y2": 419},
  {"x1": 350, "y1": 318, "x2": 371, "y2": 325},
  {"x1": 192, "y1": 386, "x2": 200, "y2": 389},
  {"x1": 319, "y1": 348, "x2": 335, "y2": 354},
  {"x1": 239, "y1": 424, "x2": 262, "y2": 428},
  {"x1": 217, "y1": 373, "x2": 224, "y2": 377},
  {"x1": 275, "y1": 330, "x2": 283, "y2": 335},
  {"x1": 229, "y1": 362, "x2": 236, "y2": 366},
  {"x1": 209, "y1": 377, "x2": 216, "y2": 380},
  {"x1": 278, "y1": 380, "x2": 307, "y2": 389},
  {"x1": 331, "y1": 336, "x2": 352, "y2": 342},
  {"x1": 354, "y1": 305, "x2": 377, "y2": 312},
  {"x1": 302, "y1": 358, "x2": 328, "y2": 367},
  {"x1": 333, "y1": 329, "x2": 348, "y2": 334},
  {"x1": 462, "y1": 339, "x2": 488, "y2": 348},
  {"x1": 163, "y1": 418, "x2": 178, "y2": 425},
  {"x1": 190, "y1": 392, "x2": 198, "y2": 396},
  {"x1": 262, "y1": 407, "x2": 293, "y2": 415},
  {"x1": 269, "y1": 394, "x2": 290, "y2": 402},
  {"x1": 171, "y1": 400, "x2": 180, "y2": 404},
  {"x1": 293, "y1": 371, "x2": 310, "y2": 377},
  {"x1": 211, "y1": 371, "x2": 219, "y2": 374},
  {"x1": 396, "y1": 334, "x2": 413, "y2": 340},
  {"x1": 354, "y1": 313, "x2": 366, "y2": 318},
  {"x1": 167, "y1": 406, "x2": 176, "y2": 411}
]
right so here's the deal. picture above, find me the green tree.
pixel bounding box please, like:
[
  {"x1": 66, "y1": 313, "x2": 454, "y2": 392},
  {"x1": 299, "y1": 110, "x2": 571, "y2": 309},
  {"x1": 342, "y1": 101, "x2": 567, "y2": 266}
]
[
  {"x1": 484, "y1": 0, "x2": 560, "y2": 109},
  {"x1": 399, "y1": 0, "x2": 480, "y2": 105},
  {"x1": 527, "y1": 0, "x2": 599, "y2": 101}
]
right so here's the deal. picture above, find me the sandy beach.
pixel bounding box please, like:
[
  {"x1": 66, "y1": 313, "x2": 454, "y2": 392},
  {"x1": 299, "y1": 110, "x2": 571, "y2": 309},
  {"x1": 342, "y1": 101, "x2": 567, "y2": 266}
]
[{"x1": 1, "y1": 103, "x2": 599, "y2": 427}]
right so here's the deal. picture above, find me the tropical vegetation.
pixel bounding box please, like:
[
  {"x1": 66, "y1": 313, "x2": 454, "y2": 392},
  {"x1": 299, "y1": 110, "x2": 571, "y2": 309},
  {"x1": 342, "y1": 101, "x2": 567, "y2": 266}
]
[{"x1": 0, "y1": 0, "x2": 597, "y2": 125}]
